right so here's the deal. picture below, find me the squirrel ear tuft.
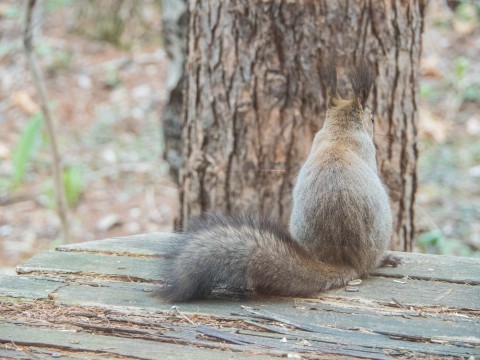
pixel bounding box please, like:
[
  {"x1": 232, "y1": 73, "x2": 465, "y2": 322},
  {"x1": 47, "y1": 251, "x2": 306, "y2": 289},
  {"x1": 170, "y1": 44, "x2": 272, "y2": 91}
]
[
  {"x1": 321, "y1": 57, "x2": 340, "y2": 108},
  {"x1": 349, "y1": 60, "x2": 375, "y2": 109}
]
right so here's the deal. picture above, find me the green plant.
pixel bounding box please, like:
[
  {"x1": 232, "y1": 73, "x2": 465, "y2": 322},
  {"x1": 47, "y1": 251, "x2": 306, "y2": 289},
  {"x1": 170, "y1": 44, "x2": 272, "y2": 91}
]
[
  {"x1": 48, "y1": 49, "x2": 73, "y2": 74},
  {"x1": 417, "y1": 229, "x2": 479, "y2": 257},
  {"x1": 44, "y1": 166, "x2": 84, "y2": 208},
  {"x1": 448, "y1": 56, "x2": 479, "y2": 104},
  {"x1": 104, "y1": 66, "x2": 121, "y2": 88},
  {"x1": 419, "y1": 83, "x2": 433, "y2": 98},
  {"x1": 62, "y1": 166, "x2": 83, "y2": 207},
  {"x1": 45, "y1": 0, "x2": 74, "y2": 12},
  {"x1": 463, "y1": 84, "x2": 479, "y2": 102},
  {"x1": 0, "y1": 44, "x2": 14, "y2": 60},
  {"x1": 11, "y1": 113, "x2": 44, "y2": 187},
  {"x1": 36, "y1": 44, "x2": 73, "y2": 75},
  {"x1": 3, "y1": 4, "x2": 20, "y2": 19},
  {"x1": 72, "y1": 0, "x2": 162, "y2": 49},
  {"x1": 454, "y1": 57, "x2": 469, "y2": 78},
  {"x1": 456, "y1": 1, "x2": 478, "y2": 22}
]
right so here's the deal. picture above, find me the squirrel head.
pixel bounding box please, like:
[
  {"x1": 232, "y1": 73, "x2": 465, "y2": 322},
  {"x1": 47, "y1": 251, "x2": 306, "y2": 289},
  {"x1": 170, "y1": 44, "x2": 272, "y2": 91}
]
[{"x1": 322, "y1": 59, "x2": 375, "y2": 138}]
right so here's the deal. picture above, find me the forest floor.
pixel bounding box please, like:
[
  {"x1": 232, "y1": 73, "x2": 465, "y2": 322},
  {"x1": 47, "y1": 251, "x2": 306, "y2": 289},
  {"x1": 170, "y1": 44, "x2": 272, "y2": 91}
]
[
  {"x1": 1, "y1": 1, "x2": 479, "y2": 273},
  {"x1": 415, "y1": 1, "x2": 480, "y2": 256}
]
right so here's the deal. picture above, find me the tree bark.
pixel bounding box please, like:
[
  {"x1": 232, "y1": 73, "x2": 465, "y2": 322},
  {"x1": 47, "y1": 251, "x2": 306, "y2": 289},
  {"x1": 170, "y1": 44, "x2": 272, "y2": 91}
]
[
  {"x1": 161, "y1": 0, "x2": 188, "y2": 182},
  {"x1": 176, "y1": 0, "x2": 425, "y2": 251}
]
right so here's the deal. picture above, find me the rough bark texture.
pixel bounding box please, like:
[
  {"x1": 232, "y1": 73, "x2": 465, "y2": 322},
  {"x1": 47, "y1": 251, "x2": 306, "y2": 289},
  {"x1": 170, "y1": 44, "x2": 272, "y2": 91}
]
[
  {"x1": 177, "y1": 0, "x2": 425, "y2": 251},
  {"x1": 161, "y1": 0, "x2": 188, "y2": 182}
]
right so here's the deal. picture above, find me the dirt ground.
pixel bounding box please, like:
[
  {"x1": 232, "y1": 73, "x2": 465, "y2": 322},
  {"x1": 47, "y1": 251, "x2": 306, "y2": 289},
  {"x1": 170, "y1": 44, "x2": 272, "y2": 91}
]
[
  {"x1": 415, "y1": 1, "x2": 480, "y2": 256},
  {"x1": 1, "y1": 1, "x2": 479, "y2": 273},
  {"x1": 0, "y1": 1, "x2": 178, "y2": 272}
]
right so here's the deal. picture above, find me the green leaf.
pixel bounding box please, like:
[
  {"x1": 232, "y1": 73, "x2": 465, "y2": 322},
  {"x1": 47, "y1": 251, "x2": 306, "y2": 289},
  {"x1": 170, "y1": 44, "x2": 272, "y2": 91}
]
[
  {"x1": 4, "y1": 6, "x2": 20, "y2": 19},
  {"x1": 104, "y1": 66, "x2": 121, "y2": 88},
  {"x1": 11, "y1": 113, "x2": 44, "y2": 187},
  {"x1": 454, "y1": 57, "x2": 469, "y2": 79},
  {"x1": 63, "y1": 166, "x2": 83, "y2": 207},
  {"x1": 46, "y1": 0, "x2": 74, "y2": 13},
  {"x1": 417, "y1": 229, "x2": 477, "y2": 257},
  {"x1": 463, "y1": 85, "x2": 479, "y2": 102},
  {"x1": 0, "y1": 44, "x2": 14, "y2": 60},
  {"x1": 419, "y1": 83, "x2": 433, "y2": 98},
  {"x1": 456, "y1": 2, "x2": 476, "y2": 22}
]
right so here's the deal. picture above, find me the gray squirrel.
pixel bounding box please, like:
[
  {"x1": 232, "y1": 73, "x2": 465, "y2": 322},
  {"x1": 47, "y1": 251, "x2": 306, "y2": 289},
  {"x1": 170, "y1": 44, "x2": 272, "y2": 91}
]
[{"x1": 158, "y1": 60, "x2": 401, "y2": 302}]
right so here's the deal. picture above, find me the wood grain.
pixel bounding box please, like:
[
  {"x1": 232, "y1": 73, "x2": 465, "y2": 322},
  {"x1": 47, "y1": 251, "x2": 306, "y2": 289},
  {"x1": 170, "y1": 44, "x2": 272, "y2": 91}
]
[{"x1": 1, "y1": 234, "x2": 479, "y2": 359}]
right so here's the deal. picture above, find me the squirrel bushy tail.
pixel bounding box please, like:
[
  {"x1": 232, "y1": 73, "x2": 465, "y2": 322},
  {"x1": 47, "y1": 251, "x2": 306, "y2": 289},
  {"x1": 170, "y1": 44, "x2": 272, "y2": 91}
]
[{"x1": 159, "y1": 214, "x2": 357, "y2": 302}]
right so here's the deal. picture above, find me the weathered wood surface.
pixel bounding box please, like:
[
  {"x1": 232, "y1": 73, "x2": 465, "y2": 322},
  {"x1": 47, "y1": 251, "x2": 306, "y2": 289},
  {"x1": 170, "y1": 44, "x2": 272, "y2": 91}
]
[{"x1": 1, "y1": 233, "x2": 479, "y2": 359}]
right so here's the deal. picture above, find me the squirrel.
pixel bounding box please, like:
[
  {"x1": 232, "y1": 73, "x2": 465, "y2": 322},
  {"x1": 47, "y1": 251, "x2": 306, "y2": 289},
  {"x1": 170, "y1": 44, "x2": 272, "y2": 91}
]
[{"x1": 158, "y1": 59, "x2": 400, "y2": 303}]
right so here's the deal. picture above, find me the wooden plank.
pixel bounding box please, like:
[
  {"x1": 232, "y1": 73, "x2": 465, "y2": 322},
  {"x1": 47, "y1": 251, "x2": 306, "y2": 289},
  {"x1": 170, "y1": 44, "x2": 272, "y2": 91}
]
[
  {"x1": 66, "y1": 312, "x2": 397, "y2": 359},
  {"x1": 4, "y1": 233, "x2": 480, "y2": 359},
  {"x1": 0, "y1": 275, "x2": 64, "y2": 299},
  {"x1": 375, "y1": 251, "x2": 480, "y2": 284},
  {"x1": 324, "y1": 275, "x2": 480, "y2": 309},
  {"x1": 52, "y1": 278, "x2": 163, "y2": 308},
  {"x1": 234, "y1": 327, "x2": 478, "y2": 358},
  {"x1": 16, "y1": 251, "x2": 162, "y2": 282},
  {"x1": 0, "y1": 323, "x2": 281, "y2": 360},
  {"x1": 2, "y1": 303, "x2": 476, "y2": 359},
  {"x1": 31, "y1": 279, "x2": 480, "y2": 346},
  {"x1": 56, "y1": 233, "x2": 179, "y2": 257},
  {"x1": 56, "y1": 232, "x2": 480, "y2": 285},
  {"x1": 281, "y1": 300, "x2": 478, "y2": 342},
  {"x1": 0, "y1": 347, "x2": 85, "y2": 360},
  {"x1": 3, "y1": 303, "x2": 475, "y2": 359},
  {"x1": 1, "y1": 277, "x2": 478, "y2": 358},
  {"x1": 0, "y1": 348, "x2": 30, "y2": 360},
  {"x1": 59, "y1": 274, "x2": 479, "y2": 310},
  {"x1": 192, "y1": 325, "x2": 395, "y2": 360},
  {"x1": 1, "y1": 300, "x2": 396, "y2": 359},
  {"x1": 15, "y1": 249, "x2": 479, "y2": 310},
  {"x1": 234, "y1": 306, "x2": 479, "y2": 356},
  {"x1": 2, "y1": 276, "x2": 477, "y2": 349}
]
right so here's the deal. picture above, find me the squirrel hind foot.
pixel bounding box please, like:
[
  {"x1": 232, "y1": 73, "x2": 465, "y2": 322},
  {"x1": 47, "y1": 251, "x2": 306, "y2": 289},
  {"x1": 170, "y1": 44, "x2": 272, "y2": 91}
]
[{"x1": 377, "y1": 253, "x2": 402, "y2": 268}]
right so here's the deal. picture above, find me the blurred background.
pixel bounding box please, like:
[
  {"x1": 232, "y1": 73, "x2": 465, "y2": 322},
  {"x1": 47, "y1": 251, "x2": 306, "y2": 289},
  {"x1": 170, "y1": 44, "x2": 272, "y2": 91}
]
[{"x1": 0, "y1": 0, "x2": 479, "y2": 274}]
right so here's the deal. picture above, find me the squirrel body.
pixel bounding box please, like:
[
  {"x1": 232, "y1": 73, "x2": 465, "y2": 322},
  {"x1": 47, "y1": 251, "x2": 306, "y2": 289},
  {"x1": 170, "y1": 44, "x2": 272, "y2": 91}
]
[
  {"x1": 159, "y1": 61, "x2": 397, "y2": 303},
  {"x1": 290, "y1": 98, "x2": 392, "y2": 278}
]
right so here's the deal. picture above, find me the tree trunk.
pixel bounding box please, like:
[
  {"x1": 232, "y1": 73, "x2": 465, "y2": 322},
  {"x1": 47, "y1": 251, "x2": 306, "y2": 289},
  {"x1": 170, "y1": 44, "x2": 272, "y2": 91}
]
[
  {"x1": 176, "y1": 0, "x2": 425, "y2": 251},
  {"x1": 161, "y1": 0, "x2": 188, "y2": 182}
]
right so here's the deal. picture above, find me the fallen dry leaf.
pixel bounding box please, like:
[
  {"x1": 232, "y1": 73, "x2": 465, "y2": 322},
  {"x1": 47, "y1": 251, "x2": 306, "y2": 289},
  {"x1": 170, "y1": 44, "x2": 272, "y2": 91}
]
[
  {"x1": 11, "y1": 91, "x2": 40, "y2": 115},
  {"x1": 421, "y1": 56, "x2": 442, "y2": 79},
  {"x1": 466, "y1": 115, "x2": 480, "y2": 135},
  {"x1": 0, "y1": 142, "x2": 10, "y2": 159},
  {"x1": 418, "y1": 107, "x2": 450, "y2": 143},
  {"x1": 96, "y1": 214, "x2": 121, "y2": 232}
]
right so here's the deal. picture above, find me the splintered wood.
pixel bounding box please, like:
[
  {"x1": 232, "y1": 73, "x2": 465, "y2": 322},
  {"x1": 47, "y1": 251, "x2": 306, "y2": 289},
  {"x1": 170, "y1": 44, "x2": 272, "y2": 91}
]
[{"x1": 1, "y1": 233, "x2": 479, "y2": 359}]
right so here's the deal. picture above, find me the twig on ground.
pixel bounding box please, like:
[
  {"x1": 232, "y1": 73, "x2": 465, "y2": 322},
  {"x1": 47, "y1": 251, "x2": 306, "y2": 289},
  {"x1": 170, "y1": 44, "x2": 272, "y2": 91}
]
[{"x1": 23, "y1": 0, "x2": 70, "y2": 243}]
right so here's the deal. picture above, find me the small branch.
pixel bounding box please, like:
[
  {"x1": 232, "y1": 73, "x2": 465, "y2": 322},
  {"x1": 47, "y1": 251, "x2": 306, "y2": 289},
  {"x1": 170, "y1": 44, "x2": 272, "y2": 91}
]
[{"x1": 23, "y1": 0, "x2": 70, "y2": 243}]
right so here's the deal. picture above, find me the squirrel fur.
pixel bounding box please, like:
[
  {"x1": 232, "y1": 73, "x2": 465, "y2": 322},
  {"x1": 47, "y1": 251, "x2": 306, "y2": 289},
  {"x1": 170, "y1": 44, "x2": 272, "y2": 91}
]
[{"x1": 159, "y1": 60, "x2": 399, "y2": 303}]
